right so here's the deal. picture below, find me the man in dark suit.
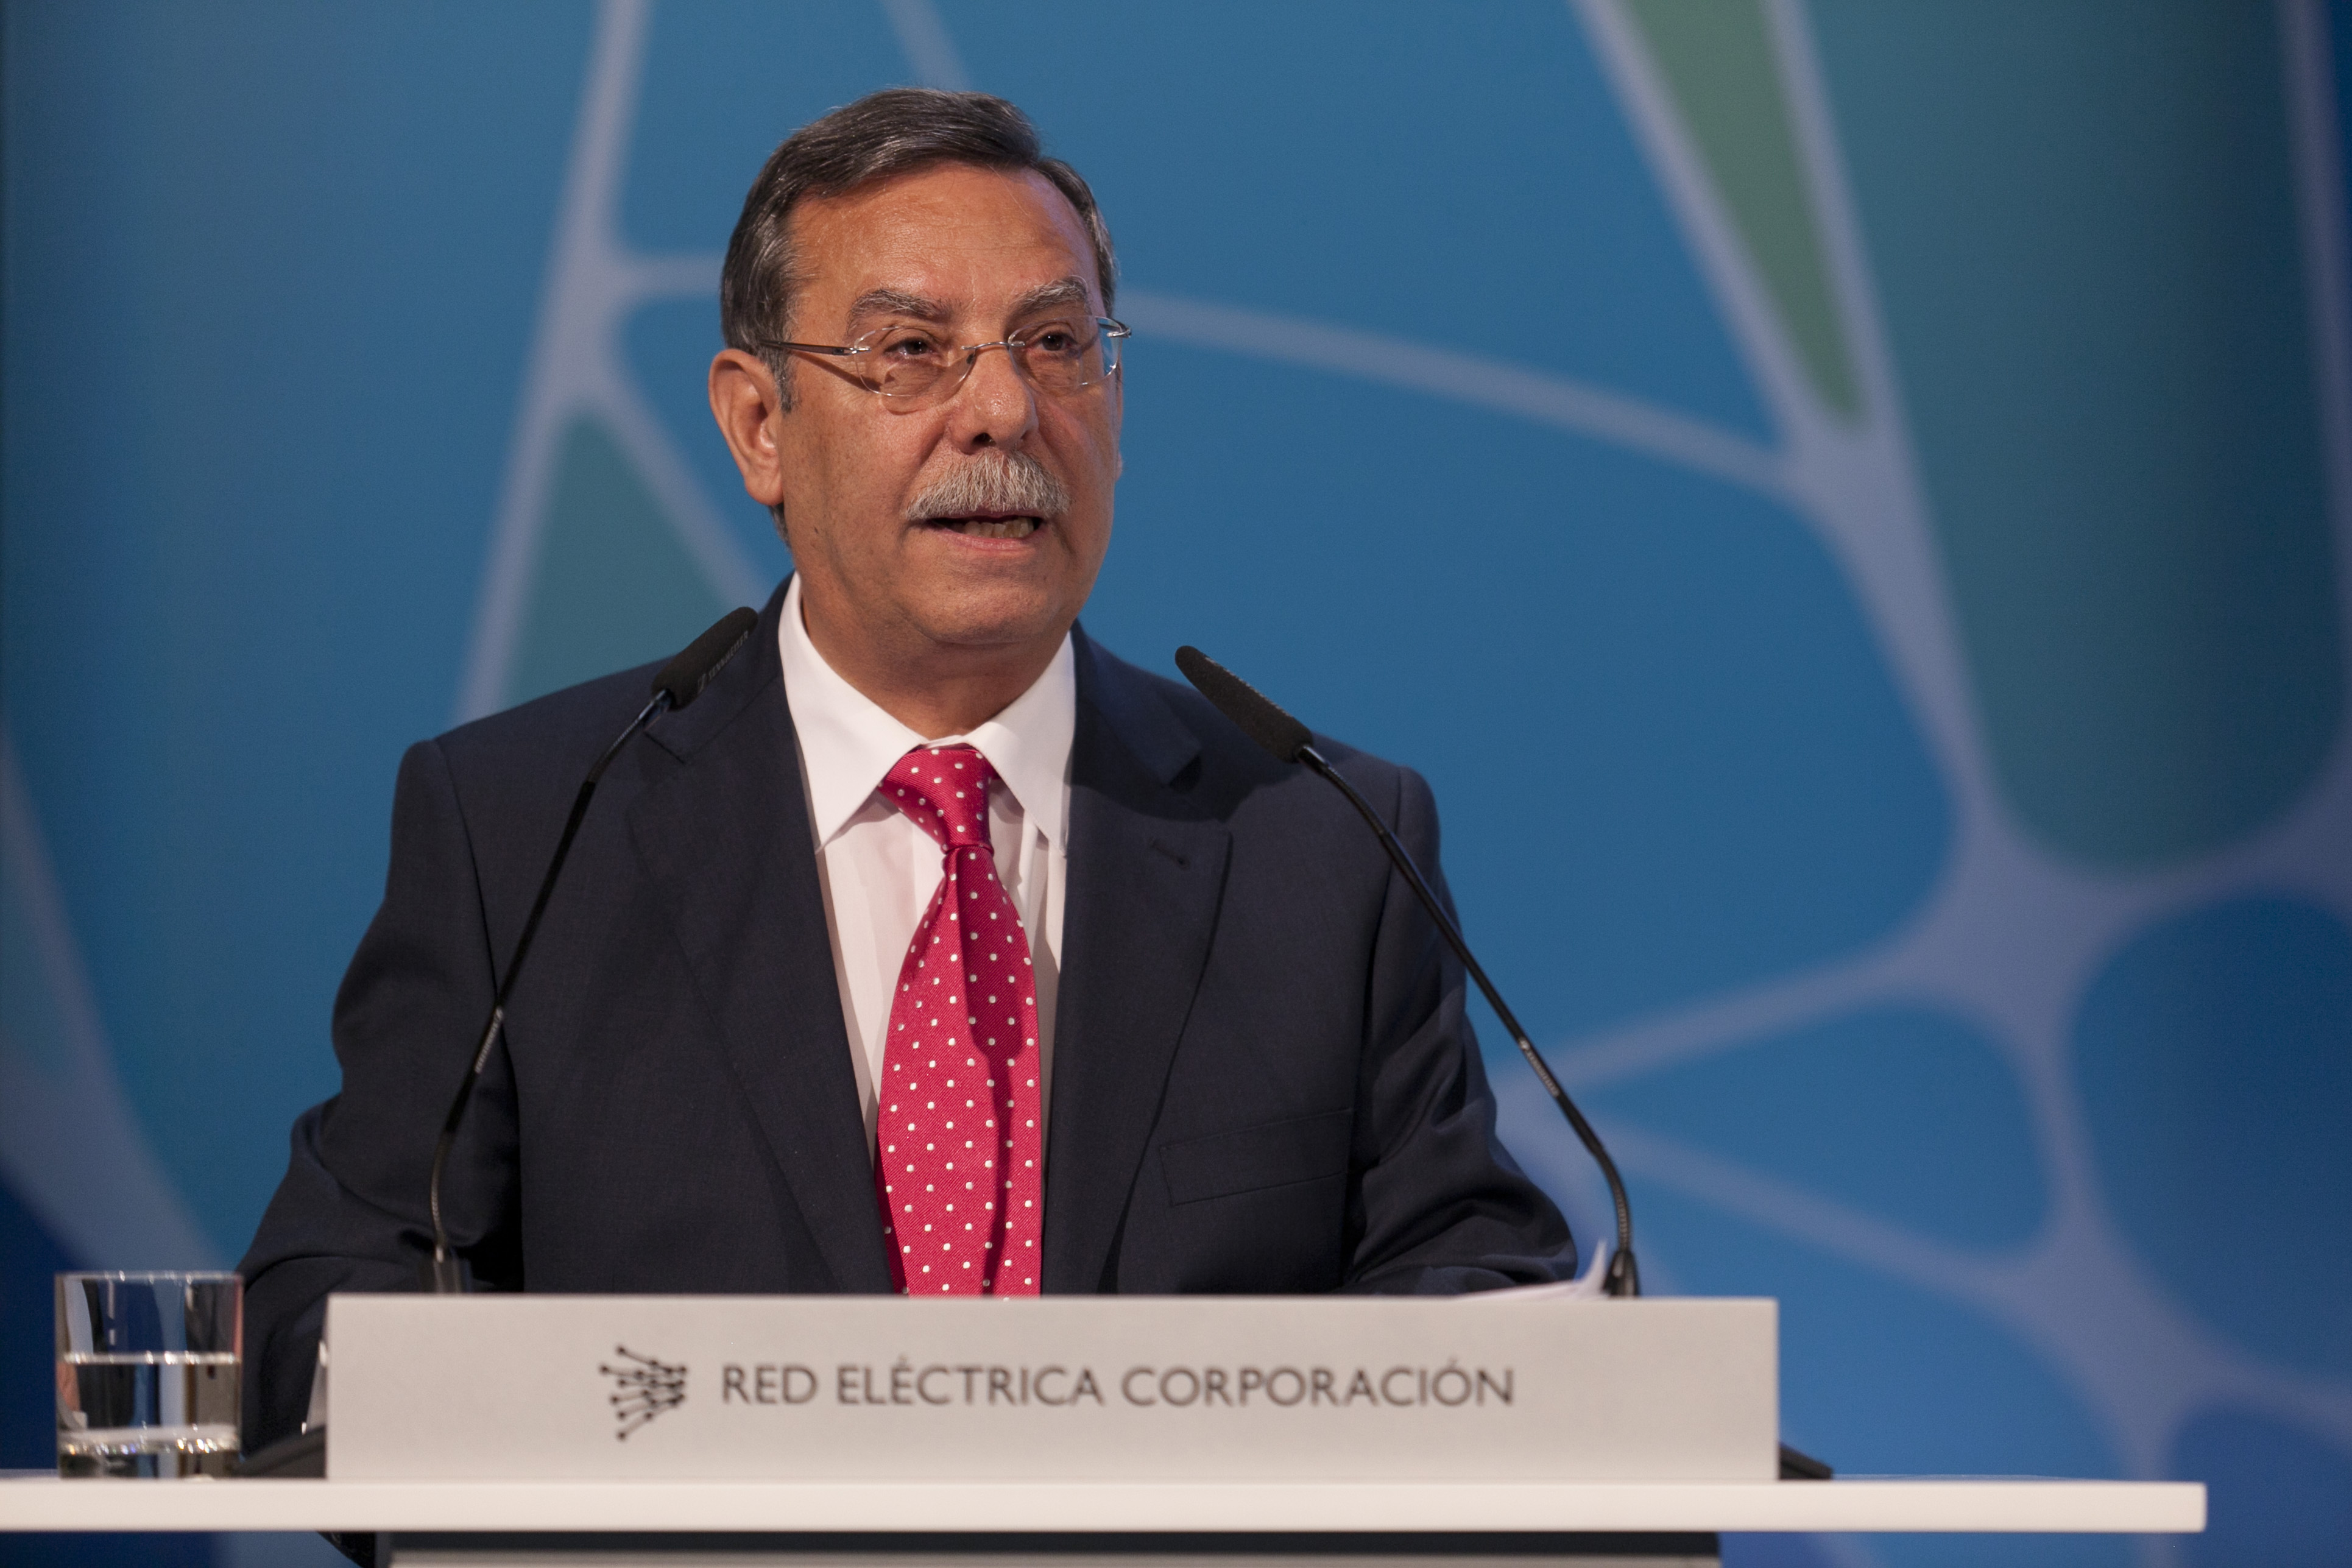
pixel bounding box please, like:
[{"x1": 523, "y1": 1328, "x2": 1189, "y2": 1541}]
[{"x1": 240, "y1": 88, "x2": 1573, "y2": 1450}]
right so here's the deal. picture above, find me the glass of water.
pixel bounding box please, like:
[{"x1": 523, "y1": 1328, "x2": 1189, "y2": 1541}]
[{"x1": 55, "y1": 1271, "x2": 242, "y2": 1478}]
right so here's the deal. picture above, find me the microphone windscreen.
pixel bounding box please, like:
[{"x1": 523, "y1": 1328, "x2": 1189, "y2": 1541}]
[
  {"x1": 1174, "y1": 646, "x2": 1313, "y2": 764},
  {"x1": 653, "y1": 607, "x2": 760, "y2": 710}
]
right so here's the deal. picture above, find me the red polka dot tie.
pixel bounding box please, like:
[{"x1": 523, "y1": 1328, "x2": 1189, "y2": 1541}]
[{"x1": 874, "y1": 744, "x2": 1044, "y2": 1294}]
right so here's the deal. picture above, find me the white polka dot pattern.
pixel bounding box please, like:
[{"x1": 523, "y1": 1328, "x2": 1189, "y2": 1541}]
[{"x1": 873, "y1": 745, "x2": 1044, "y2": 1295}]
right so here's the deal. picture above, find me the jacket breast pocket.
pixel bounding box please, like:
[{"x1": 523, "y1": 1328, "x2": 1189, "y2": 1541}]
[{"x1": 1159, "y1": 1109, "x2": 1354, "y2": 1206}]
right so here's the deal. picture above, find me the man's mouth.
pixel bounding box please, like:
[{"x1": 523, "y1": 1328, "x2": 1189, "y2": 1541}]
[{"x1": 931, "y1": 514, "x2": 1042, "y2": 540}]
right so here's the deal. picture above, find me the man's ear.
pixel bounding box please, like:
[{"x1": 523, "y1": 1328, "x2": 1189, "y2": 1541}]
[{"x1": 708, "y1": 349, "x2": 789, "y2": 509}]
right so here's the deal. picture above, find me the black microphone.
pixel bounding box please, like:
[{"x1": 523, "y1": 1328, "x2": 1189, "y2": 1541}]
[
  {"x1": 423, "y1": 607, "x2": 759, "y2": 1292},
  {"x1": 1174, "y1": 645, "x2": 1641, "y2": 1299}
]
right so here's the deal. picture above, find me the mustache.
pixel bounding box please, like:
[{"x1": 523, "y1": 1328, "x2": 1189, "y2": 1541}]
[{"x1": 904, "y1": 452, "x2": 1070, "y2": 522}]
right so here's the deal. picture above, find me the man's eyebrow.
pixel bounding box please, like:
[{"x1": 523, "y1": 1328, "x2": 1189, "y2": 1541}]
[
  {"x1": 846, "y1": 288, "x2": 950, "y2": 326},
  {"x1": 1009, "y1": 278, "x2": 1092, "y2": 317}
]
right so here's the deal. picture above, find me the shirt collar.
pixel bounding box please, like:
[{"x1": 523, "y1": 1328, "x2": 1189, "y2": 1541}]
[{"x1": 779, "y1": 574, "x2": 1075, "y2": 850}]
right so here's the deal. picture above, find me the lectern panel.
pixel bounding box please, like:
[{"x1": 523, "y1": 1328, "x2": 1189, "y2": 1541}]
[{"x1": 327, "y1": 1296, "x2": 1776, "y2": 1485}]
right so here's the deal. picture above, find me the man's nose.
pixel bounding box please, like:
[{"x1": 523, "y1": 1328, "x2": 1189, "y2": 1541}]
[{"x1": 947, "y1": 343, "x2": 1039, "y2": 450}]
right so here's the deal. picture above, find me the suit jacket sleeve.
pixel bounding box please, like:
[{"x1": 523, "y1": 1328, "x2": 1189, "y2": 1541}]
[{"x1": 1340, "y1": 763, "x2": 1579, "y2": 1292}]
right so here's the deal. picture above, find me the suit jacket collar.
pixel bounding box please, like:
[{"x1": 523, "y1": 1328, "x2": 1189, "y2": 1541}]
[
  {"x1": 627, "y1": 581, "x2": 895, "y2": 1292},
  {"x1": 1042, "y1": 629, "x2": 1232, "y2": 1291}
]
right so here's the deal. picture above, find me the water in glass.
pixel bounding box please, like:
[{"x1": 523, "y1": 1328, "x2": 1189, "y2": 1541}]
[{"x1": 56, "y1": 1271, "x2": 242, "y2": 1478}]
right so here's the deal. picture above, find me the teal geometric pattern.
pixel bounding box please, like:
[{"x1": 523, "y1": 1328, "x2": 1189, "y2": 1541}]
[
  {"x1": 1587, "y1": 1006, "x2": 2048, "y2": 1253},
  {"x1": 2075, "y1": 897, "x2": 2352, "y2": 1380},
  {"x1": 1814, "y1": 0, "x2": 2346, "y2": 871},
  {"x1": 5, "y1": 4, "x2": 2351, "y2": 1564}
]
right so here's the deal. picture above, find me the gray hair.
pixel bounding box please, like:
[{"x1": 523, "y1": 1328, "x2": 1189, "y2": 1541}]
[{"x1": 719, "y1": 88, "x2": 1117, "y2": 409}]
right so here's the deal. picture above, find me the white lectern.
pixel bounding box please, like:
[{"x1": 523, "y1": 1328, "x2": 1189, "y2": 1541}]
[{"x1": 2, "y1": 1294, "x2": 2204, "y2": 1566}]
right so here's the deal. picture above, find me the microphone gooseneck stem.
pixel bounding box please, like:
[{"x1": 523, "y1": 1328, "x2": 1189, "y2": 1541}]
[
  {"x1": 1298, "y1": 745, "x2": 1640, "y2": 1298},
  {"x1": 425, "y1": 688, "x2": 672, "y2": 1292}
]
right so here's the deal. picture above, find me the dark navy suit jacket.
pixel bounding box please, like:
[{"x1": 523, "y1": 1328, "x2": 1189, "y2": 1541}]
[{"x1": 239, "y1": 583, "x2": 1575, "y2": 1448}]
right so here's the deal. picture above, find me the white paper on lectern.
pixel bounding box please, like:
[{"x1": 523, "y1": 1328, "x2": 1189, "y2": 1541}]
[
  {"x1": 327, "y1": 1293, "x2": 1777, "y2": 1484},
  {"x1": 1460, "y1": 1241, "x2": 1612, "y2": 1301}
]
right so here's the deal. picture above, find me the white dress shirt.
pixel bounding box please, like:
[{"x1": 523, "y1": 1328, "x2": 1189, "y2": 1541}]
[{"x1": 777, "y1": 575, "x2": 1074, "y2": 1154}]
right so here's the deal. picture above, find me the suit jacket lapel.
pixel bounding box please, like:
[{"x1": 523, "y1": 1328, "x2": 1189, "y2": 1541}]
[
  {"x1": 625, "y1": 584, "x2": 893, "y2": 1293},
  {"x1": 1044, "y1": 630, "x2": 1232, "y2": 1292}
]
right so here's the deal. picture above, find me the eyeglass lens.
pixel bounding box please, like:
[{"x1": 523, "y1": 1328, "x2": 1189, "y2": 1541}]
[{"x1": 865, "y1": 319, "x2": 1119, "y2": 406}]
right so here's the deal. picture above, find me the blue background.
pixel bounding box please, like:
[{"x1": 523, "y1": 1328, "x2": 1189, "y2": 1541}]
[{"x1": 5, "y1": 3, "x2": 2351, "y2": 1564}]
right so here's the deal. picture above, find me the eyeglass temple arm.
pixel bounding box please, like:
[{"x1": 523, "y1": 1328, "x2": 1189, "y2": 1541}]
[{"x1": 757, "y1": 339, "x2": 863, "y2": 358}]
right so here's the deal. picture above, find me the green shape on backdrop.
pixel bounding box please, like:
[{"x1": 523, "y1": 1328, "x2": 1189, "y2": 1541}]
[
  {"x1": 1810, "y1": 0, "x2": 2343, "y2": 869},
  {"x1": 509, "y1": 417, "x2": 732, "y2": 708},
  {"x1": 1623, "y1": 0, "x2": 1862, "y2": 417}
]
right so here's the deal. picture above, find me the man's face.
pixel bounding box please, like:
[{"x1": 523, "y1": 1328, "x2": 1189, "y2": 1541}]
[{"x1": 763, "y1": 163, "x2": 1121, "y2": 667}]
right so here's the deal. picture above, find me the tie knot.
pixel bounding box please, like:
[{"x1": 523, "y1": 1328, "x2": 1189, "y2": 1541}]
[{"x1": 883, "y1": 744, "x2": 998, "y2": 849}]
